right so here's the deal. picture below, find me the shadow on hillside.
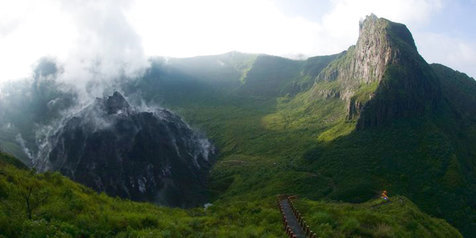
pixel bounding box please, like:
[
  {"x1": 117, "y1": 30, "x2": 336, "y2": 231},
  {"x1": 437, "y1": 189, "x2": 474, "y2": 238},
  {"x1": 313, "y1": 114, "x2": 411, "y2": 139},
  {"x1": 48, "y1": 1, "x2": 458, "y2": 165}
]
[{"x1": 300, "y1": 117, "x2": 476, "y2": 236}]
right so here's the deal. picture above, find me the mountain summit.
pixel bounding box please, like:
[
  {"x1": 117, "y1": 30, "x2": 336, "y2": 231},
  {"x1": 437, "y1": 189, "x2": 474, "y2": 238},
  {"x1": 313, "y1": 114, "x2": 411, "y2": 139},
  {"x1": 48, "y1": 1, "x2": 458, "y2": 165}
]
[
  {"x1": 312, "y1": 14, "x2": 440, "y2": 128},
  {"x1": 101, "y1": 91, "x2": 132, "y2": 115},
  {"x1": 317, "y1": 13, "x2": 416, "y2": 84}
]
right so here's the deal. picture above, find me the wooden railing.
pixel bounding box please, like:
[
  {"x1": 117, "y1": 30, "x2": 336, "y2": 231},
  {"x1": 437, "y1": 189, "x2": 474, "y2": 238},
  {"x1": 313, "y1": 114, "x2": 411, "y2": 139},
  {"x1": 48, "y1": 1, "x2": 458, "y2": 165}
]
[{"x1": 277, "y1": 195, "x2": 318, "y2": 238}]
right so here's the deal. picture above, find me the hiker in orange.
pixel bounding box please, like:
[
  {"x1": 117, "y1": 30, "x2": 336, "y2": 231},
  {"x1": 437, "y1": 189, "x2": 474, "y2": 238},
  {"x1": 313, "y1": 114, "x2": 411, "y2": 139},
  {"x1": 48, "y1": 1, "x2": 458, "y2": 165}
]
[{"x1": 381, "y1": 190, "x2": 389, "y2": 200}]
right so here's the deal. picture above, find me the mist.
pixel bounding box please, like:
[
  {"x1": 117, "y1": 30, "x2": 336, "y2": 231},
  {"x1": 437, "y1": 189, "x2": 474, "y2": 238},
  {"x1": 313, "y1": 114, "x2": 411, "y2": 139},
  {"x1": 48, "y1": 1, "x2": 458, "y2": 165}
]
[
  {"x1": 0, "y1": 0, "x2": 151, "y2": 164},
  {"x1": 0, "y1": 0, "x2": 475, "y2": 164},
  {"x1": 0, "y1": 0, "x2": 148, "y2": 102},
  {"x1": 2, "y1": 0, "x2": 473, "y2": 84}
]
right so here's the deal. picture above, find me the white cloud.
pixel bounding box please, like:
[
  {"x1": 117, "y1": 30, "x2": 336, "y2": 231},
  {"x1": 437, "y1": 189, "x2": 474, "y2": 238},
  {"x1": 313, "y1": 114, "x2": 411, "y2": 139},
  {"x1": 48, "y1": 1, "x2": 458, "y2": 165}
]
[
  {"x1": 0, "y1": 0, "x2": 150, "y2": 103},
  {"x1": 319, "y1": 0, "x2": 475, "y2": 78},
  {"x1": 125, "y1": 0, "x2": 321, "y2": 57},
  {"x1": 59, "y1": 0, "x2": 149, "y2": 101},
  {"x1": 0, "y1": 0, "x2": 76, "y2": 81},
  {"x1": 125, "y1": 0, "x2": 446, "y2": 58},
  {"x1": 415, "y1": 32, "x2": 476, "y2": 78},
  {"x1": 0, "y1": 0, "x2": 474, "y2": 85},
  {"x1": 314, "y1": 0, "x2": 444, "y2": 54}
]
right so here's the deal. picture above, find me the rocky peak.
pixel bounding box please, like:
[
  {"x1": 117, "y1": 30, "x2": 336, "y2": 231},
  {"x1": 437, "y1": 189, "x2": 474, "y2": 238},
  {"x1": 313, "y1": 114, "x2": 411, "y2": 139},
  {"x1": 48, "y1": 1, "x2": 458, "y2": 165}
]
[
  {"x1": 354, "y1": 14, "x2": 419, "y2": 84},
  {"x1": 38, "y1": 92, "x2": 215, "y2": 207},
  {"x1": 358, "y1": 14, "x2": 416, "y2": 50},
  {"x1": 101, "y1": 91, "x2": 131, "y2": 114},
  {"x1": 316, "y1": 14, "x2": 417, "y2": 86},
  {"x1": 353, "y1": 16, "x2": 440, "y2": 128},
  {"x1": 90, "y1": 91, "x2": 132, "y2": 118},
  {"x1": 312, "y1": 14, "x2": 440, "y2": 128}
]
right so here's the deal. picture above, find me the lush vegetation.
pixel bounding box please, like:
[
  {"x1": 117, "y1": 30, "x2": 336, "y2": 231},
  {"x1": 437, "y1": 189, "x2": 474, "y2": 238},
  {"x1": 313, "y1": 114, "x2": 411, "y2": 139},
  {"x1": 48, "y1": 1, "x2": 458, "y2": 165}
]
[
  {"x1": 294, "y1": 196, "x2": 462, "y2": 238},
  {"x1": 0, "y1": 153, "x2": 283, "y2": 237},
  {"x1": 0, "y1": 151, "x2": 462, "y2": 237},
  {"x1": 123, "y1": 30, "x2": 475, "y2": 236},
  {"x1": 0, "y1": 17, "x2": 474, "y2": 237}
]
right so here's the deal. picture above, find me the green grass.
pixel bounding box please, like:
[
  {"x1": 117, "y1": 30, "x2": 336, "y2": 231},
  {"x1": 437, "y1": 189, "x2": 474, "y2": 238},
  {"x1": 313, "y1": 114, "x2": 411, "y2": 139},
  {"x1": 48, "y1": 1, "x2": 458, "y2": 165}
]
[
  {"x1": 317, "y1": 120, "x2": 356, "y2": 142},
  {"x1": 0, "y1": 152, "x2": 462, "y2": 237},
  {"x1": 127, "y1": 48, "x2": 474, "y2": 236},
  {"x1": 0, "y1": 154, "x2": 283, "y2": 237},
  {"x1": 352, "y1": 81, "x2": 379, "y2": 105},
  {"x1": 294, "y1": 196, "x2": 462, "y2": 238},
  {"x1": 1, "y1": 37, "x2": 474, "y2": 236}
]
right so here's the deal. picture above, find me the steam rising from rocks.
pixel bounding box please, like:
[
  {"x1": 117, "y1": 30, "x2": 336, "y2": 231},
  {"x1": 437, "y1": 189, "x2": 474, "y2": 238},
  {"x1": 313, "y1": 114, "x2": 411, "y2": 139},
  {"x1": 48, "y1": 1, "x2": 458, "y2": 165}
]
[
  {"x1": 0, "y1": 0, "x2": 154, "y2": 164},
  {"x1": 32, "y1": 91, "x2": 214, "y2": 206},
  {"x1": 58, "y1": 0, "x2": 149, "y2": 104}
]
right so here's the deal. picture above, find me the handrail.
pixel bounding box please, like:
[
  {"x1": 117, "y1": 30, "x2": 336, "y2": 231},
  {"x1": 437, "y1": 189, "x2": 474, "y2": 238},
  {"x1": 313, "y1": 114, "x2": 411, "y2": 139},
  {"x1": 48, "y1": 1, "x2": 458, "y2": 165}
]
[{"x1": 277, "y1": 195, "x2": 318, "y2": 238}]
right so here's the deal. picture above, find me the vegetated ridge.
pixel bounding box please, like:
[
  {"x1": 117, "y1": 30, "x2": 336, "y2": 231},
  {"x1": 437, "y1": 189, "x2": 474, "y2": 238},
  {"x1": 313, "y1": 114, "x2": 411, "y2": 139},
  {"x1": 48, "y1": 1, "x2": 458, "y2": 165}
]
[{"x1": 0, "y1": 14, "x2": 474, "y2": 237}]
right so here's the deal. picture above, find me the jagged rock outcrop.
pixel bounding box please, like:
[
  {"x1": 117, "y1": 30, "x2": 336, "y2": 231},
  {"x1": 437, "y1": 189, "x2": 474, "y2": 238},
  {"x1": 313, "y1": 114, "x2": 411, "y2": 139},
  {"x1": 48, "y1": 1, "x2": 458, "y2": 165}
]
[
  {"x1": 316, "y1": 14, "x2": 411, "y2": 86},
  {"x1": 312, "y1": 14, "x2": 441, "y2": 128},
  {"x1": 38, "y1": 92, "x2": 214, "y2": 207},
  {"x1": 355, "y1": 16, "x2": 441, "y2": 129}
]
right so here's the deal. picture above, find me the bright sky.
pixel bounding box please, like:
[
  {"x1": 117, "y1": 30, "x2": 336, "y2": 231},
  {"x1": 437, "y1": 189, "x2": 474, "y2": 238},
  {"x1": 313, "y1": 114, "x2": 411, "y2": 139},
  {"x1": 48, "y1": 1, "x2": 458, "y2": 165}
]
[{"x1": 0, "y1": 0, "x2": 475, "y2": 82}]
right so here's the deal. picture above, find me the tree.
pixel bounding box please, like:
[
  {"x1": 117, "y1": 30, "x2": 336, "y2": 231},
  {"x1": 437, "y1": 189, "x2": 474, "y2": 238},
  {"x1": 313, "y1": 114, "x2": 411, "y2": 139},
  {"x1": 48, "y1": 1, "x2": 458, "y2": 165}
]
[{"x1": 18, "y1": 175, "x2": 49, "y2": 219}]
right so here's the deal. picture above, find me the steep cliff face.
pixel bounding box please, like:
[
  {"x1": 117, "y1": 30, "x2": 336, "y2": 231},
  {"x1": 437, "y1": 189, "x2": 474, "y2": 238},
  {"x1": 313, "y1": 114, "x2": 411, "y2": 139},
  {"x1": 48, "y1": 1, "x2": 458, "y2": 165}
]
[
  {"x1": 311, "y1": 14, "x2": 440, "y2": 128},
  {"x1": 37, "y1": 92, "x2": 214, "y2": 207},
  {"x1": 354, "y1": 16, "x2": 441, "y2": 129},
  {"x1": 316, "y1": 14, "x2": 411, "y2": 86},
  {"x1": 353, "y1": 14, "x2": 416, "y2": 84}
]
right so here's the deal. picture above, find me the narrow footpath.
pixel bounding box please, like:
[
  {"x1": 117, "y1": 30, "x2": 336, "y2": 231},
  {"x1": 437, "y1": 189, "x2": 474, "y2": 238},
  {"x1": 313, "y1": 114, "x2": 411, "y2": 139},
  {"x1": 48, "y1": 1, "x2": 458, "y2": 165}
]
[{"x1": 278, "y1": 197, "x2": 306, "y2": 238}]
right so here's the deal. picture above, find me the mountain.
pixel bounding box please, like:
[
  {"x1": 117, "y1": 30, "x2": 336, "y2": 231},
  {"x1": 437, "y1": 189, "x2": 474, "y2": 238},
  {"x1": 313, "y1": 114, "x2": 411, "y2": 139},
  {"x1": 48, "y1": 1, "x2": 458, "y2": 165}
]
[
  {"x1": 311, "y1": 14, "x2": 440, "y2": 128},
  {"x1": 301, "y1": 15, "x2": 476, "y2": 235},
  {"x1": 121, "y1": 15, "x2": 475, "y2": 236},
  {"x1": 0, "y1": 14, "x2": 474, "y2": 237},
  {"x1": 37, "y1": 92, "x2": 214, "y2": 207},
  {"x1": 124, "y1": 51, "x2": 341, "y2": 107}
]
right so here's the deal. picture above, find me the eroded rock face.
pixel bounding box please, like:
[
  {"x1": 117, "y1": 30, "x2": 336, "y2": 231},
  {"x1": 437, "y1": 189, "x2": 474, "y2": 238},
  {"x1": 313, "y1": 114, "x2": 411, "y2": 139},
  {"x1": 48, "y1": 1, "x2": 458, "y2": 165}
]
[
  {"x1": 317, "y1": 14, "x2": 414, "y2": 86},
  {"x1": 38, "y1": 92, "x2": 214, "y2": 207},
  {"x1": 355, "y1": 14, "x2": 406, "y2": 83},
  {"x1": 353, "y1": 16, "x2": 441, "y2": 129},
  {"x1": 312, "y1": 14, "x2": 440, "y2": 128}
]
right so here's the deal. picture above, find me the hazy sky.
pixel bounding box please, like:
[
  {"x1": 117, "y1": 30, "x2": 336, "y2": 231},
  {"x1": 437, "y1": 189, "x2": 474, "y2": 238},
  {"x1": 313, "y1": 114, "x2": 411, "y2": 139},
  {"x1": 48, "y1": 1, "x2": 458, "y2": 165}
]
[{"x1": 0, "y1": 0, "x2": 475, "y2": 82}]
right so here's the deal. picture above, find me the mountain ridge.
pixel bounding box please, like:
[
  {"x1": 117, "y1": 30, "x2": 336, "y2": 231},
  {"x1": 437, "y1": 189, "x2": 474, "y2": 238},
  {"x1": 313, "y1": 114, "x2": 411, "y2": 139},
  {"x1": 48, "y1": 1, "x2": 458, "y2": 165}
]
[
  {"x1": 130, "y1": 14, "x2": 475, "y2": 235},
  {"x1": 0, "y1": 14, "x2": 474, "y2": 237}
]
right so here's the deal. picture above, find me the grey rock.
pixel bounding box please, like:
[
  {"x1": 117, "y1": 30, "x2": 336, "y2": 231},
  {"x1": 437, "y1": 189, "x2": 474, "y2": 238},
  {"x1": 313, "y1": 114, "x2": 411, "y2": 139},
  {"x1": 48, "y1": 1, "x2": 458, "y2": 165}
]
[{"x1": 39, "y1": 92, "x2": 214, "y2": 208}]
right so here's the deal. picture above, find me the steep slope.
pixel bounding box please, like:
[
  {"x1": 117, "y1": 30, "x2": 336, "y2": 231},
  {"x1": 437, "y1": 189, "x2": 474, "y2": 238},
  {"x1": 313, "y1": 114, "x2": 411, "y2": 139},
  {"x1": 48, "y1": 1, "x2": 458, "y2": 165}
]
[
  {"x1": 36, "y1": 92, "x2": 214, "y2": 207},
  {"x1": 0, "y1": 151, "x2": 285, "y2": 237},
  {"x1": 300, "y1": 15, "x2": 476, "y2": 236},
  {"x1": 431, "y1": 63, "x2": 476, "y2": 121},
  {"x1": 0, "y1": 151, "x2": 462, "y2": 237},
  {"x1": 125, "y1": 52, "x2": 341, "y2": 108},
  {"x1": 295, "y1": 196, "x2": 462, "y2": 238},
  {"x1": 310, "y1": 14, "x2": 440, "y2": 128},
  {"x1": 126, "y1": 15, "x2": 476, "y2": 235},
  {"x1": 0, "y1": 58, "x2": 76, "y2": 164},
  {"x1": 0, "y1": 150, "x2": 27, "y2": 169},
  {"x1": 0, "y1": 14, "x2": 473, "y2": 237}
]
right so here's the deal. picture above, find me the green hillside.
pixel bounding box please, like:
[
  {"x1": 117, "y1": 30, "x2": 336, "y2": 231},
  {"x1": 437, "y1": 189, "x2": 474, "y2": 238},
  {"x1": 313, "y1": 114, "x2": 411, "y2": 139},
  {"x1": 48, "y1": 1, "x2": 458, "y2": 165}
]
[
  {"x1": 0, "y1": 15, "x2": 474, "y2": 237},
  {"x1": 295, "y1": 196, "x2": 462, "y2": 238},
  {"x1": 0, "y1": 151, "x2": 461, "y2": 237},
  {"x1": 121, "y1": 16, "x2": 475, "y2": 236},
  {"x1": 0, "y1": 152, "x2": 284, "y2": 237}
]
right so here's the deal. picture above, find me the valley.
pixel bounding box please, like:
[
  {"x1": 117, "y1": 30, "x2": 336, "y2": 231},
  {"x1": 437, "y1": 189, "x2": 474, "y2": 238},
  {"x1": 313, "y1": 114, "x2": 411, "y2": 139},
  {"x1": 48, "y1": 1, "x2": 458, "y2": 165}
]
[{"x1": 0, "y1": 15, "x2": 474, "y2": 237}]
